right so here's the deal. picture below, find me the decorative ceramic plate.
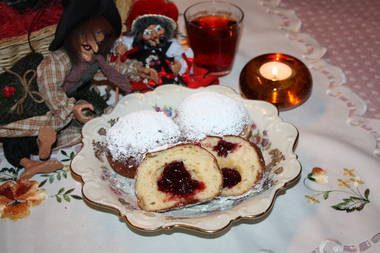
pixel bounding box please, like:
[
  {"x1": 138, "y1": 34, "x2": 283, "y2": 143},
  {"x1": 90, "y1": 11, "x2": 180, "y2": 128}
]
[{"x1": 71, "y1": 85, "x2": 300, "y2": 233}]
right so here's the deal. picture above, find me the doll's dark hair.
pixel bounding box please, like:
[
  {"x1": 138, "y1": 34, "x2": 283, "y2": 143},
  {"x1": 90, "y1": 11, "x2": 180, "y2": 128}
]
[
  {"x1": 129, "y1": 16, "x2": 175, "y2": 48},
  {"x1": 63, "y1": 16, "x2": 117, "y2": 64}
]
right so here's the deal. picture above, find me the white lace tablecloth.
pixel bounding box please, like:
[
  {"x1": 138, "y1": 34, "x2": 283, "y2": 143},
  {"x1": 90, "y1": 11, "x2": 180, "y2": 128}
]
[
  {"x1": 1, "y1": 0, "x2": 379, "y2": 253},
  {"x1": 282, "y1": 0, "x2": 380, "y2": 121}
]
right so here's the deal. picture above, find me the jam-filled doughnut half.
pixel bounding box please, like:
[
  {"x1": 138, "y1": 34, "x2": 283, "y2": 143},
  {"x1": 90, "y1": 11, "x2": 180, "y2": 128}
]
[
  {"x1": 200, "y1": 136, "x2": 265, "y2": 196},
  {"x1": 135, "y1": 144, "x2": 222, "y2": 212}
]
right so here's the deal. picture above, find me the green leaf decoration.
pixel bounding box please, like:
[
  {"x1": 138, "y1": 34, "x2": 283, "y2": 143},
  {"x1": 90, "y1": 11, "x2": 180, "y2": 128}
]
[
  {"x1": 70, "y1": 152, "x2": 75, "y2": 160},
  {"x1": 307, "y1": 173, "x2": 315, "y2": 181},
  {"x1": 63, "y1": 171, "x2": 68, "y2": 178},
  {"x1": 0, "y1": 167, "x2": 15, "y2": 173},
  {"x1": 57, "y1": 187, "x2": 65, "y2": 195},
  {"x1": 49, "y1": 175, "x2": 55, "y2": 184},
  {"x1": 61, "y1": 150, "x2": 68, "y2": 156},
  {"x1": 304, "y1": 167, "x2": 371, "y2": 213},
  {"x1": 331, "y1": 196, "x2": 369, "y2": 212},
  {"x1": 61, "y1": 159, "x2": 70, "y2": 162},
  {"x1": 52, "y1": 187, "x2": 82, "y2": 203},
  {"x1": 364, "y1": 189, "x2": 370, "y2": 200},
  {"x1": 64, "y1": 188, "x2": 75, "y2": 195},
  {"x1": 39, "y1": 179, "x2": 47, "y2": 187},
  {"x1": 0, "y1": 167, "x2": 22, "y2": 182},
  {"x1": 63, "y1": 195, "x2": 71, "y2": 202}
]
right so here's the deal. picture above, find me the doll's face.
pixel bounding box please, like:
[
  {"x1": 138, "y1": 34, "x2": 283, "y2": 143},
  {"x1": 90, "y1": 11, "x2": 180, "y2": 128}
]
[
  {"x1": 80, "y1": 30, "x2": 105, "y2": 62},
  {"x1": 64, "y1": 16, "x2": 115, "y2": 64},
  {"x1": 142, "y1": 25, "x2": 166, "y2": 46}
]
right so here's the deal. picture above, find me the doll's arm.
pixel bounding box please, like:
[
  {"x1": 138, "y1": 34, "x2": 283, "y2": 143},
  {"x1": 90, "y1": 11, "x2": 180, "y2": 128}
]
[
  {"x1": 107, "y1": 36, "x2": 159, "y2": 83},
  {"x1": 96, "y1": 54, "x2": 132, "y2": 92},
  {"x1": 36, "y1": 52, "x2": 76, "y2": 130},
  {"x1": 111, "y1": 36, "x2": 133, "y2": 58},
  {"x1": 115, "y1": 42, "x2": 129, "y2": 56},
  {"x1": 166, "y1": 39, "x2": 193, "y2": 75}
]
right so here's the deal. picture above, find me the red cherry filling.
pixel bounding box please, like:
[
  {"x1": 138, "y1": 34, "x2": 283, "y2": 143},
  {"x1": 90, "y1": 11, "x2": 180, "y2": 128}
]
[
  {"x1": 212, "y1": 139, "x2": 239, "y2": 157},
  {"x1": 157, "y1": 161, "x2": 204, "y2": 197},
  {"x1": 222, "y1": 168, "x2": 241, "y2": 188}
]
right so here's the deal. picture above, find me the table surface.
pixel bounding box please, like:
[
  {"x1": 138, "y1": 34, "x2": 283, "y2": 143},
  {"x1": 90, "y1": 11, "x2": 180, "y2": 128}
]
[
  {"x1": 282, "y1": 0, "x2": 380, "y2": 120},
  {"x1": 1, "y1": 1, "x2": 380, "y2": 253}
]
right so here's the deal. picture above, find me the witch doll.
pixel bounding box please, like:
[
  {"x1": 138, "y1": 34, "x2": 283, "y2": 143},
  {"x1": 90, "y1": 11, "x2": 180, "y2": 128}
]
[
  {"x1": 112, "y1": 0, "x2": 220, "y2": 93},
  {"x1": 0, "y1": 0, "x2": 151, "y2": 179},
  {"x1": 112, "y1": 0, "x2": 197, "y2": 93}
]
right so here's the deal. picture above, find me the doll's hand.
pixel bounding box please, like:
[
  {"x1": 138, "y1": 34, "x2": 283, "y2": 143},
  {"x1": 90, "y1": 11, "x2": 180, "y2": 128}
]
[
  {"x1": 115, "y1": 43, "x2": 128, "y2": 56},
  {"x1": 170, "y1": 60, "x2": 182, "y2": 76},
  {"x1": 137, "y1": 67, "x2": 159, "y2": 83},
  {"x1": 111, "y1": 60, "x2": 124, "y2": 74},
  {"x1": 73, "y1": 103, "x2": 95, "y2": 123}
]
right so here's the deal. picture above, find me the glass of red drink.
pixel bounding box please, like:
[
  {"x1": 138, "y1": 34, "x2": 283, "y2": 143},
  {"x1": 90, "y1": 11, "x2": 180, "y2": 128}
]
[{"x1": 184, "y1": 1, "x2": 244, "y2": 76}]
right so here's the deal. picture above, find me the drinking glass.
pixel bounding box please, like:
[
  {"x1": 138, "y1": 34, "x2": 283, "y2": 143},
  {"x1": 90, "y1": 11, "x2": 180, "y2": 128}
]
[{"x1": 184, "y1": 1, "x2": 244, "y2": 76}]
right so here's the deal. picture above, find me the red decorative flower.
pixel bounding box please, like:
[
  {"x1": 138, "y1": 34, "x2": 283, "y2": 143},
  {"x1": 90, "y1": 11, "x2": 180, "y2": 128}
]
[
  {"x1": 308, "y1": 167, "x2": 328, "y2": 184},
  {"x1": 0, "y1": 180, "x2": 47, "y2": 221},
  {"x1": 3, "y1": 86, "x2": 16, "y2": 98}
]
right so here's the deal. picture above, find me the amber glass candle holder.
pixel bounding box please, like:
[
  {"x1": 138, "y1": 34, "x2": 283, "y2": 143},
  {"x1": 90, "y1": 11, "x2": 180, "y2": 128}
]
[{"x1": 239, "y1": 53, "x2": 312, "y2": 111}]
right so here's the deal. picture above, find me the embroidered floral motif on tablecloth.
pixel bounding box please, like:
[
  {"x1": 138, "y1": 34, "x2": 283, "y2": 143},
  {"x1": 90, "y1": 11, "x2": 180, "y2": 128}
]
[{"x1": 304, "y1": 167, "x2": 370, "y2": 212}]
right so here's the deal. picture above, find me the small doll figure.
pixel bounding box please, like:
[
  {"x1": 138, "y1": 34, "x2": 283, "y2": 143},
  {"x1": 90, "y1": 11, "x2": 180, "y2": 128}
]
[
  {"x1": 0, "y1": 0, "x2": 147, "y2": 179},
  {"x1": 111, "y1": 0, "x2": 195, "y2": 92}
]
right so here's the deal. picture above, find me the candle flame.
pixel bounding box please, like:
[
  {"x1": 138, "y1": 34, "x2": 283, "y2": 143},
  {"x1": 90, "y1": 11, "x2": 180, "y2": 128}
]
[{"x1": 271, "y1": 66, "x2": 279, "y2": 81}]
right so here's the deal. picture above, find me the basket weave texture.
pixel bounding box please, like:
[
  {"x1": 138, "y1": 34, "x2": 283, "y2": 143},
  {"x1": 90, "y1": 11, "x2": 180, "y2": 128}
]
[{"x1": 0, "y1": 24, "x2": 57, "y2": 73}]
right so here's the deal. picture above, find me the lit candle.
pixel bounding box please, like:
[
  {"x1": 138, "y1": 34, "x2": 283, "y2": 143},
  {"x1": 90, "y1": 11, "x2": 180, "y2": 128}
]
[
  {"x1": 240, "y1": 53, "x2": 312, "y2": 110},
  {"x1": 259, "y1": 61, "x2": 292, "y2": 81}
]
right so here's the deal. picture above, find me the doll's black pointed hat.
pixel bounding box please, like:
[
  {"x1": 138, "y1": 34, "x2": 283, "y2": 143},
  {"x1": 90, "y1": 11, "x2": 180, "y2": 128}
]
[{"x1": 49, "y1": 0, "x2": 121, "y2": 51}]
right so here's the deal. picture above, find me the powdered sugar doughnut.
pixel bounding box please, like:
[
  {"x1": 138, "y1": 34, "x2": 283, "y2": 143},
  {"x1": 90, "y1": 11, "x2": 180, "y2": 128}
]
[
  {"x1": 175, "y1": 91, "x2": 250, "y2": 141},
  {"x1": 106, "y1": 110, "x2": 181, "y2": 177}
]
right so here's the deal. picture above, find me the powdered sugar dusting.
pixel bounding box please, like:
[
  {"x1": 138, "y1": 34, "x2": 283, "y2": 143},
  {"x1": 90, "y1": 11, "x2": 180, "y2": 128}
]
[
  {"x1": 175, "y1": 92, "x2": 250, "y2": 141},
  {"x1": 106, "y1": 110, "x2": 181, "y2": 161}
]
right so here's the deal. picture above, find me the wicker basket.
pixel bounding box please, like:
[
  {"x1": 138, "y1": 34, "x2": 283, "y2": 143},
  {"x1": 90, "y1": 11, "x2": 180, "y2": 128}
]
[
  {"x1": 0, "y1": 24, "x2": 57, "y2": 73},
  {"x1": 0, "y1": 0, "x2": 133, "y2": 73}
]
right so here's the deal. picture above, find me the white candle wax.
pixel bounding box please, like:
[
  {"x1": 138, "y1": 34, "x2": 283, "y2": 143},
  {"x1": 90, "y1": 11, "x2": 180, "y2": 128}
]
[{"x1": 259, "y1": 61, "x2": 292, "y2": 81}]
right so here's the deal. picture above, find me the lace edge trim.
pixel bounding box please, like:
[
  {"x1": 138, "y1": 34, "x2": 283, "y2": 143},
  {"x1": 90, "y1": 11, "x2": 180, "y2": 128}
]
[{"x1": 261, "y1": 0, "x2": 380, "y2": 157}]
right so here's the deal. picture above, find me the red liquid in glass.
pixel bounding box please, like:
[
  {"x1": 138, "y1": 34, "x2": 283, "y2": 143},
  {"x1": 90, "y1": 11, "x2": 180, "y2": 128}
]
[{"x1": 186, "y1": 15, "x2": 240, "y2": 74}]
